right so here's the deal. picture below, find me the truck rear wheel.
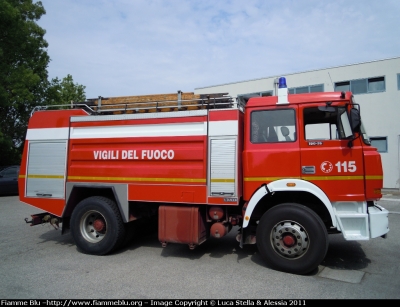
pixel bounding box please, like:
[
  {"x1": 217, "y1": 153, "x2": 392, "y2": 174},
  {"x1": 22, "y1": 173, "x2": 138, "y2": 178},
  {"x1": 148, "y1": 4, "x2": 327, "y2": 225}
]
[
  {"x1": 70, "y1": 196, "x2": 125, "y2": 255},
  {"x1": 256, "y1": 203, "x2": 328, "y2": 275}
]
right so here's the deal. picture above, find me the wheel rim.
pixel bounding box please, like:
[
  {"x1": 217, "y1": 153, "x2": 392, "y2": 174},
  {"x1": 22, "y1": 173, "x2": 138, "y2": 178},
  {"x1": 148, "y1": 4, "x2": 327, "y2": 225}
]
[
  {"x1": 79, "y1": 210, "x2": 107, "y2": 243},
  {"x1": 270, "y1": 220, "x2": 309, "y2": 259}
]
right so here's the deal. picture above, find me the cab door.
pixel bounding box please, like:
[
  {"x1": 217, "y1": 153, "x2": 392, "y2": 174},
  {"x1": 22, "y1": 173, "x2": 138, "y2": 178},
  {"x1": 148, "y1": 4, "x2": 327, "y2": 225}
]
[
  {"x1": 243, "y1": 106, "x2": 301, "y2": 200},
  {"x1": 299, "y1": 104, "x2": 365, "y2": 201}
]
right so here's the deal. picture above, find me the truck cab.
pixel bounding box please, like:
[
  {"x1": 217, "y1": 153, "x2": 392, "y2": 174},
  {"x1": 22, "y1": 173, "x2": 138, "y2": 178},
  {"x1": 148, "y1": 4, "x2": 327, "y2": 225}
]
[{"x1": 240, "y1": 78, "x2": 388, "y2": 274}]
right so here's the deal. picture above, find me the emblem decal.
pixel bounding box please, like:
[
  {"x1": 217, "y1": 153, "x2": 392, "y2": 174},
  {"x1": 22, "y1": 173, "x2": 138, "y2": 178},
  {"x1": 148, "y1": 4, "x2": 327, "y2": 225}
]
[{"x1": 320, "y1": 161, "x2": 333, "y2": 173}]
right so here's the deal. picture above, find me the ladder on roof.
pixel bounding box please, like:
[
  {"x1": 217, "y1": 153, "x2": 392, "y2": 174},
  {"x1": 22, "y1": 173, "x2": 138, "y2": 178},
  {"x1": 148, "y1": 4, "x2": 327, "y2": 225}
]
[{"x1": 31, "y1": 92, "x2": 239, "y2": 115}]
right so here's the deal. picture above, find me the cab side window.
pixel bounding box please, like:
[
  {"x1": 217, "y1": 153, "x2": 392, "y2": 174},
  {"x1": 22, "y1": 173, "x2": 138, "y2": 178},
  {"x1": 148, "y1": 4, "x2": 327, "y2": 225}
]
[
  {"x1": 251, "y1": 109, "x2": 296, "y2": 143},
  {"x1": 304, "y1": 107, "x2": 350, "y2": 140}
]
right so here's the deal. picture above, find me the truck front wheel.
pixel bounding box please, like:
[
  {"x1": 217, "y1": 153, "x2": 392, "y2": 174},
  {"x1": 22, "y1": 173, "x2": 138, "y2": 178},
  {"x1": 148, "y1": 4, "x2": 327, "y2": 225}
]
[
  {"x1": 70, "y1": 196, "x2": 125, "y2": 255},
  {"x1": 256, "y1": 203, "x2": 328, "y2": 275}
]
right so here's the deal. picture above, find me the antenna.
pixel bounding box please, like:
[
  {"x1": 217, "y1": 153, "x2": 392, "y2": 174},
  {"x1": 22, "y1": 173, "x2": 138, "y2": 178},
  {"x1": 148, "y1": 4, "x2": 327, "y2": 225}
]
[{"x1": 328, "y1": 72, "x2": 334, "y2": 90}]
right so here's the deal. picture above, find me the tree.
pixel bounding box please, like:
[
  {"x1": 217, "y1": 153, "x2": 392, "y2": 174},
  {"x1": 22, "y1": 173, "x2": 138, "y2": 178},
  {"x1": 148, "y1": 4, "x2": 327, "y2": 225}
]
[
  {"x1": 48, "y1": 74, "x2": 86, "y2": 105},
  {"x1": 0, "y1": 0, "x2": 49, "y2": 165},
  {"x1": 0, "y1": 0, "x2": 86, "y2": 165}
]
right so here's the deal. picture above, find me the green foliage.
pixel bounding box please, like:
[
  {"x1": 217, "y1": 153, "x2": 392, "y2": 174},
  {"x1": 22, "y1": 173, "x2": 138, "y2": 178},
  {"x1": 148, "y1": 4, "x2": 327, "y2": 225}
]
[
  {"x1": 49, "y1": 74, "x2": 86, "y2": 105},
  {"x1": 0, "y1": 0, "x2": 86, "y2": 165},
  {"x1": 0, "y1": 0, "x2": 49, "y2": 165}
]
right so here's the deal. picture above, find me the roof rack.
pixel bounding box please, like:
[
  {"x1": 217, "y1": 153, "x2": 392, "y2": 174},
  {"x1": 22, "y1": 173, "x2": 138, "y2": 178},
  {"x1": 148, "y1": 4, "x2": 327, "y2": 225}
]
[{"x1": 31, "y1": 92, "x2": 240, "y2": 116}]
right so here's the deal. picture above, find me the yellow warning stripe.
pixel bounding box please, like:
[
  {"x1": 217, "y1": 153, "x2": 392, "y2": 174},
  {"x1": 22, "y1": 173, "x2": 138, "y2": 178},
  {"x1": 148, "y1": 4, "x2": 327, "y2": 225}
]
[
  {"x1": 19, "y1": 174, "x2": 382, "y2": 182},
  {"x1": 211, "y1": 178, "x2": 235, "y2": 183},
  {"x1": 365, "y1": 175, "x2": 383, "y2": 180},
  {"x1": 21, "y1": 174, "x2": 209, "y2": 183},
  {"x1": 302, "y1": 176, "x2": 364, "y2": 180},
  {"x1": 244, "y1": 175, "x2": 382, "y2": 181},
  {"x1": 19, "y1": 175, "x2": 64, "y2": 179},
  {"x1": 68, "y1": 176, "x2": 206, "y2": 183},
  {"x1": 245, "y1": 177, "x2": 300, "y2": 181}
]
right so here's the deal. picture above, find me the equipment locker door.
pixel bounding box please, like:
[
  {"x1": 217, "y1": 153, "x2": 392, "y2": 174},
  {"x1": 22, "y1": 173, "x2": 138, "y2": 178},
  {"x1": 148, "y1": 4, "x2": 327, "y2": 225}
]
[
  {"x1": 208, "y1": 137, "x2": 237, "y2": 197},
  {"x1": 26, "y1": 141, "x2": 67, "y2": 198}
]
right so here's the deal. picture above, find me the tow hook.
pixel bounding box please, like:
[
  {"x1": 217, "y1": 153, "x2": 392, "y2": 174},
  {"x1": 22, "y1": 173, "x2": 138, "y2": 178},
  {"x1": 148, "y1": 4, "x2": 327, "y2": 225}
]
[{"x1": 25, "y1": 213, "x2": 60, "y2": 230}]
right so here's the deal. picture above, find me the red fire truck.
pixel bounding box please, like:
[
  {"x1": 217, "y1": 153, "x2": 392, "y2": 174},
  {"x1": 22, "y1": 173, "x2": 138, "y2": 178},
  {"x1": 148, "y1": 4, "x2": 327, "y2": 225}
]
[{"x1": 20, "y1": 77, "x2": 389, "y2": 275}]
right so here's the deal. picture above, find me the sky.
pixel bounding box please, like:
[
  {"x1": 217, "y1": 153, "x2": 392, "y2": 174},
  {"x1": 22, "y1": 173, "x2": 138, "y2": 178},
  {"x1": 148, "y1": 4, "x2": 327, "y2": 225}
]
[{"x1": 36, "y1": 0, "x2": 400, "y2": 100}]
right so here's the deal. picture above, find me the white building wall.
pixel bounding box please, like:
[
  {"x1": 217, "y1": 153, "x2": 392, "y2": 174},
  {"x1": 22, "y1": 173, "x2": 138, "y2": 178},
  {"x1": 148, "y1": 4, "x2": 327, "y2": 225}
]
[{"x1": 195, "y1": 57, "x2": 400, "y2": 189}]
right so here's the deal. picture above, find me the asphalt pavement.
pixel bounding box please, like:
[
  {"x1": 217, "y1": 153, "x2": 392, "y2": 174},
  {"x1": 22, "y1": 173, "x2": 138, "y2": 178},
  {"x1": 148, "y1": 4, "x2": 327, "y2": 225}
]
[{"x1": 0, "y1": 193, "x2": 399, "y2": 299}]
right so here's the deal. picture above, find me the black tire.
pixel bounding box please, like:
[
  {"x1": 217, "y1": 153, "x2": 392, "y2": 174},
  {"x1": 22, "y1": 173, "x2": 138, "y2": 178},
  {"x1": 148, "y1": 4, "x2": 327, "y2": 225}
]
[
  {"x1": 256, "y1": 203, "x2": 328, "y2": 275},
  {"x1": 70, "y1": 196, "x2": 126, "y2": 255}
]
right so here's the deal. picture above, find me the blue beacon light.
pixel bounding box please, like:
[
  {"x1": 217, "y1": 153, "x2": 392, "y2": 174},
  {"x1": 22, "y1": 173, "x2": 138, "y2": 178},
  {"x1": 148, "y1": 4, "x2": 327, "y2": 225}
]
[
  {"x1": 278, "y1": 77, "x2": 287, "y2": 88},
  {"x1": 277, "y1": 76, "x2": 289, "y2": 105}
]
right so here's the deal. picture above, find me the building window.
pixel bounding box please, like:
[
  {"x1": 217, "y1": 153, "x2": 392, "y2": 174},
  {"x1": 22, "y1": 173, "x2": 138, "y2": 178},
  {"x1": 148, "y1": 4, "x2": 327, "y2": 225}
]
[
  {"x1": 334, "y1": 77, "x2": 385, "y2": 94},
  {"x1": 368, "y1": 77, "x2": 385, "y2": 92},
  {"x1": 294, "y1": 86, "x2": 308, "y2": 94},
  {"x1": 288, "y1": 84, "x2": 324, "y2": 94},
  {"x1": 370, "y1": 137, "x2": 387, "y2": 153},
  {"x1": 397, "y1": 74, "x2": 400, "y2": 90},
  {"x1": 335, "y1": 81, "x2": 350, "y2": 92},
  {"x1": 352, "y1": 79, "x2": 368, "y2": 94},
  {"x1": 309, "y1": 84, "x2": 324, "y2": 92}
]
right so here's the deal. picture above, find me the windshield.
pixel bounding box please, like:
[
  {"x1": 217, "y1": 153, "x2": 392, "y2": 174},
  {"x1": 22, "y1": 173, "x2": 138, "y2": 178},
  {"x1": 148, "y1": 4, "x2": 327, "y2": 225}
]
[
  {"x1": 360, "y1": 122, "x2": 371, "y2": 145},
  {"x1": 351, "y1": 96, "x2": 370, "y2": 145}
]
